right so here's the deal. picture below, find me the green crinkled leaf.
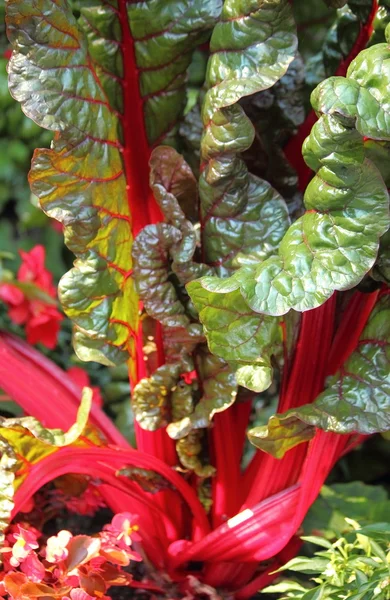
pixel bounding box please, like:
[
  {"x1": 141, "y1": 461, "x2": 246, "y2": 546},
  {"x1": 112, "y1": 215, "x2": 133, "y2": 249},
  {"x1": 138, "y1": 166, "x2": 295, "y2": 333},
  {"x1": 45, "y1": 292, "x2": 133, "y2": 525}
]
[
  {"x1": 198, "y1": 0, "x2": 296, "y2": 272},
  {"x1": 304, "y1": 2, "x2": 372, "y2": 94},
  {"x1": 127, "y1": 1, "x2": 222, "y2": 145},
  {"x1": 233, "y1": 363, "x2": 273, "y2": 393},
  {"x1": 179, "y1": 102, "x2": 203, "y2": 178},
  {"x1": 149, "y1": 146, "x2": 199, "y2": 224},
  {"x1": 372, "y1": 230, "x2": 390, "y2": 284},
  {"x1": 192, "y1": 36, "x2": 390, "y2": 317},
  {"x1": 177, "y1": 431, "x2": 216, "y2": 478},
  {"x1": 6, "y1": 0, "x2": 137, "y2": 367},
  {"x1": 293, "y1": 1, "x2": 336, "y2": 63},
  {"x1": 368, "y1": 0, "x2": 390, "y2": 47},
  {"x1": 248, "y1": 295, "x2": 390, "y2": 458},
  {"x1": 170, "y1": 376, "x2": 215, "y2": 476},
  {"x1": 203, "y1": 0, "x2": 297, "y2": 117},
  {"x1": 132, "y1": 145, "x2": 220, "y2": 468},
  {"x1": 204, "y1": 174, "x2": 291, "y2": 272},
  {"x1": 80, "y1": 1, "x2": 222, "y2": 145},
  {"x1": 133, "y1": 223, "x2": 191, "y2": 330},
  {"x1": 323, "y1": 7, "x2": 360, "y2": 76},
  {"x1": 132, "y1": 363, "x2": 182, "y2": 431},
  {"x1": 348, "y1": 0, "x2": 374, "y2": 22},
  {"x1": 240, "y1": 56, "x2": 305, "y2": 215},
  {"x1": 133, "y1": 147, "x2": 211, "y2": 333},
  {"x1": 167, "y1": 350, "x2": 237, "y2": 438},
  {"x1": 188, "y1": 282, "x2": 281, "y2": 392},
  {"x1": 6, "y1": 0, "x2": 221, "y2": 370}
]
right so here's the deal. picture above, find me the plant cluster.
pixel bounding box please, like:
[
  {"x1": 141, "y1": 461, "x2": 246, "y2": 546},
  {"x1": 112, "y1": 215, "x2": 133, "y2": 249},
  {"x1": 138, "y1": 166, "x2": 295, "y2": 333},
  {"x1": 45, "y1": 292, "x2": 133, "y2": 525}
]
[
  {"x1": 0, "y1": 513, "x2": 142, "y2": 600},
  {"x1": 0, "y1": 0, "x2": 389, "y2": 597},
  {"x1": 265, "y1": 521, "x2": 390, "y2": 599}
]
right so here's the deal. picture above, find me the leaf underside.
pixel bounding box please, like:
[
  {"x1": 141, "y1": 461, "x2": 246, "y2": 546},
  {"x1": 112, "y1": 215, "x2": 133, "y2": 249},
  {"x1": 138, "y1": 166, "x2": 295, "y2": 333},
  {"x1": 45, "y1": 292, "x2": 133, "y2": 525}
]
[{"x1": 249, "y1": 294, "x2": 390, "y2": 458}]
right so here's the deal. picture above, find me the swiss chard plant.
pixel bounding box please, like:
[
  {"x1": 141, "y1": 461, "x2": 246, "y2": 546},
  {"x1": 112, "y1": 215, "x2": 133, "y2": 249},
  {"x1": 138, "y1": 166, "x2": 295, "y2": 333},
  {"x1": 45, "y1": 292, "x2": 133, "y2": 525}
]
[{"x1": 1, "y1": 0, "x2": 390, "y2": 597}]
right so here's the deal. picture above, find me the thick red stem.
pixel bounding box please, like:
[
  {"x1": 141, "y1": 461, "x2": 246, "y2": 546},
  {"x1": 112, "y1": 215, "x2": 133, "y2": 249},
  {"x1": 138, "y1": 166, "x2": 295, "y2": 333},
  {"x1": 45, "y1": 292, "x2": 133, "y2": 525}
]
[
  {"x1": 117, "y1": 0, "x2": 161, "y2": 235},
  {"x1": 242, "y1": 295, "x2": 337, "y2": 507},
  {"x1": 235, "y1": 536, "x2": 302, "y2": 599},
  {"x1": 211, "y1": 401, "x2": 252, "y2": 529},
  {"x1": 326, "y1": 290, "x2": 379, "y2": 375},
  {"x1": 117, "y1": 2, "x2": 175, "y2": 473}
]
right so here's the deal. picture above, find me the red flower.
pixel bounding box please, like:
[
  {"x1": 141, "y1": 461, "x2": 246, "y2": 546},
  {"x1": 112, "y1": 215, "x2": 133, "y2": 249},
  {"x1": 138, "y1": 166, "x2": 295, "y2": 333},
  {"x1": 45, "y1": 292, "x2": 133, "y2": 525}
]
[
  {"x1": 0, "y1": 245, "x2": 63, "y2": 349},
  {"x1": 64, "y1": 483, "x2": 106, "y2": 516},
  {"x1": 104, "y1": 513, "x2": 141, "y2": 548}
]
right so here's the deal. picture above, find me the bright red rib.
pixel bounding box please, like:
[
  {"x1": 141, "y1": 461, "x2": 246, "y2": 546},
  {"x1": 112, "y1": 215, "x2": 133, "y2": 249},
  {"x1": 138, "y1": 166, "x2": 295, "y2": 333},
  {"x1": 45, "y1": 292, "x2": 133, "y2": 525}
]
[
  {"x1": 326, "y1": 290, "x2": 379, "y2": 375},
  {"x1": 117, "y1": 0, "x2": 159, "y2": 235},
  {"x1": 242, "y1": 295, "x2": 337, "y2": 506},
  {"x1": 117, "y1": 2, "x2": 176, "y2": 489},
  {"x1": 13, "y1": 446, "x2": 210, "y2": 538}
]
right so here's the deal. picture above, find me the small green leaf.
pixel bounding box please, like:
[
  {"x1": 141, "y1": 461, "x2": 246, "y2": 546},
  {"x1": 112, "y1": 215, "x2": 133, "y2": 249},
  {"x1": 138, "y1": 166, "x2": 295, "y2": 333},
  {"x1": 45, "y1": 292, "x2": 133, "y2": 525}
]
[
  {"x1": 305, "y1": 482, "x2": 390, "y2": 539},
  {"x1": 262, "y1": 581, "x2": 308, "y2": 594},
  {"x1": 300, "y1": 536, "x2": 333, "y2": 549},
  {"x1": 277, "y1": 556, "x2": 330, "y2": 575}
]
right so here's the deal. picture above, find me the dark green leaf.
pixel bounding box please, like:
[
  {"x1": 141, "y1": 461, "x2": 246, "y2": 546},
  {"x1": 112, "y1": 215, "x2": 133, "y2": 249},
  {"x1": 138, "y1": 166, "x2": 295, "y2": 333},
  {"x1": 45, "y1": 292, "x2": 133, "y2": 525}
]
[
  {"x1": 323, "y1": 0, "x2": 348, "y2": 7},
  {"x1": 192, "y1": 36, "x2": 390, "y2": 317},
  {"x1": 199, "y1": 0, "x2": 296, "y2": 271}
]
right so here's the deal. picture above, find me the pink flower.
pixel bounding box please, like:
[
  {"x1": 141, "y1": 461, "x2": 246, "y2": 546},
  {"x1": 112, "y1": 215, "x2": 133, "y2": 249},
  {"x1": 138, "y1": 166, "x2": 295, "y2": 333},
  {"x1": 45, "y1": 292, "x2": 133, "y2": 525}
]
[
  {"x1": 0, "y1": 245, "x2": 63, "y2": 349},
  {"x1": 8, "y1": 525, "x2": 39, "y2": 567},
  {"x1": 63, "y1": 589, "x2": 95, "y2": 600},
  {"x1": 45, "y1": 530, "x2": 73, "y2": 563},
  {"x1": 104, "y1": 513, "x2": 141, "y2": 547}
]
